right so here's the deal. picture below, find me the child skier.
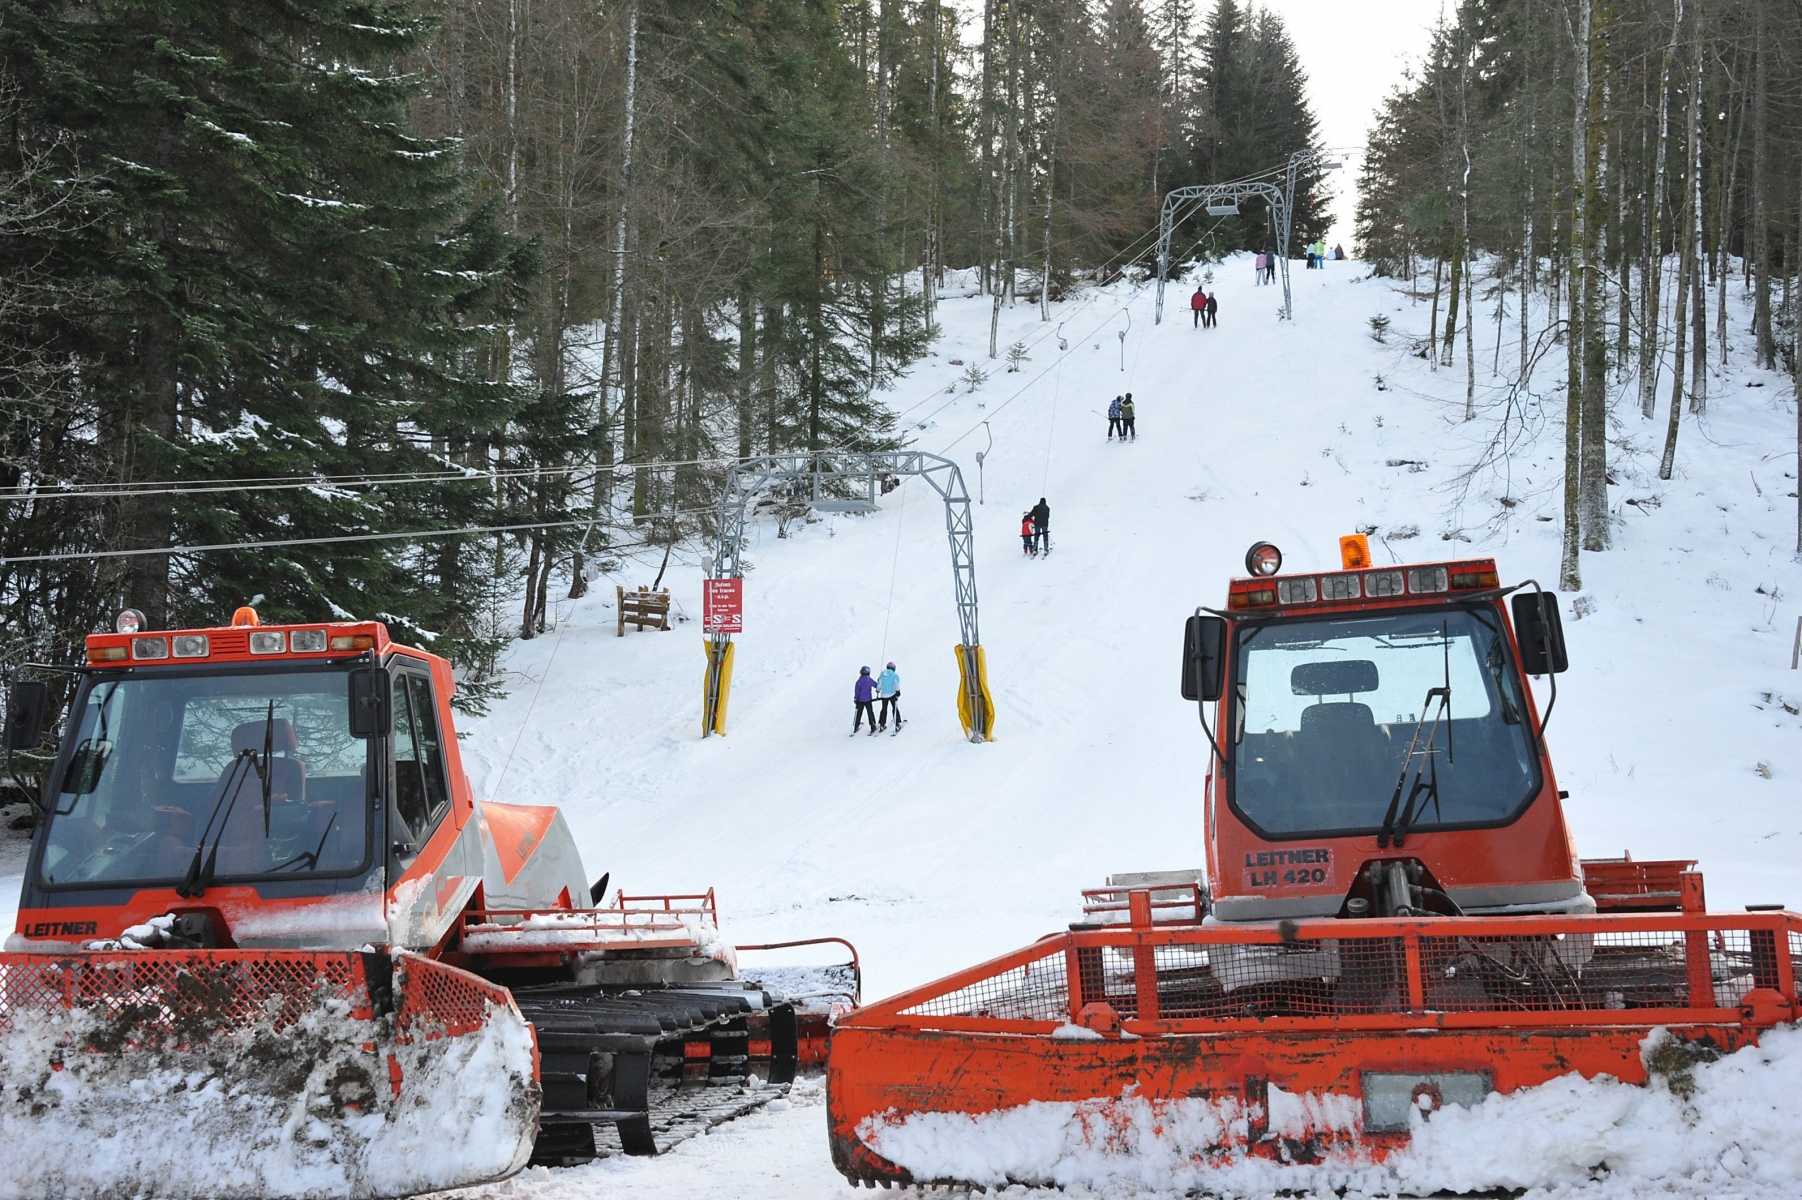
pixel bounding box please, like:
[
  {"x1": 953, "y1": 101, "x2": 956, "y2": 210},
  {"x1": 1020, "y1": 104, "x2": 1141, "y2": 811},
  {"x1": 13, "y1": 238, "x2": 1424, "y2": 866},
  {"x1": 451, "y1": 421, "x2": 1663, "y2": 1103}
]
[
  {"x1": 852, "y1": 666, "x2": 880, "y2": 735},
  {"x1": 877, "y1": 662, "x2": 902, "y2": 732},
  {"x1": 1020, "y1": 512, "x2": 1037, "y2": 556},
  {"x1": 1106, "y1": 395, "x2": 1123, "y2": 440},
  {"x1": 1120, "y1": 395, "x2": 1136, "y2": 440}
]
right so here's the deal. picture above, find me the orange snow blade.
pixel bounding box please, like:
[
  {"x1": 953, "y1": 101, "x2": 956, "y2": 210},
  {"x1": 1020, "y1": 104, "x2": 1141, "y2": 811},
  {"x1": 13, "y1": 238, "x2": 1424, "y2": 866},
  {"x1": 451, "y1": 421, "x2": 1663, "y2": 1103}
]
[
  {"x1": 827, "y1": 910, "x2": 1800, "y2": 1189},
  {"x1": 0, "y1": 949, "x2": 540, "y2": 1199}
]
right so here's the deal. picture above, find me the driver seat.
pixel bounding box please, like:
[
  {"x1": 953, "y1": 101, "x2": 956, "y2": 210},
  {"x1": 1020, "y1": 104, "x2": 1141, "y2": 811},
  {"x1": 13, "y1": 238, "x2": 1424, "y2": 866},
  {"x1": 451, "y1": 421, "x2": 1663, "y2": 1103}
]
[
  {"x1": 1296, "y1": 702, "x2": 1393, "y2": 823},
  {"x1": 212, "y1": 719, "x2": 307, "y2": 872}
]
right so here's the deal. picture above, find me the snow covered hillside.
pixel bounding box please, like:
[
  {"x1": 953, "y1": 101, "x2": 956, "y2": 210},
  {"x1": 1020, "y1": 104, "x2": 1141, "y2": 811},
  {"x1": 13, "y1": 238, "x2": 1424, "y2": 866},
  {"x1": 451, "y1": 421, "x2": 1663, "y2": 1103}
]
[
  {"x1": 448, "y1": 253, "x2": 1800, "y2": 1000},
  {"x1": 7, "y1": 252, "x2": 1801, "y2": 1199},
  {"x1": 441, "y1": 252, "x2": 1801, "y2": 1198}
]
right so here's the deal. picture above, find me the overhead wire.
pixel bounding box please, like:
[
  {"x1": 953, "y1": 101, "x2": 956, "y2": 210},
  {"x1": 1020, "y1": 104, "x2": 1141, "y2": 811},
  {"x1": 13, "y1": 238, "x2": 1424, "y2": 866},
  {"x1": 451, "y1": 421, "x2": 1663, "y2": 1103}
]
[
  {"x1": 0, "y1": 454, "x2": 748, "y2": 504},
  {"x1": 0, "y1": 506, "x2": 725, "y2": 566}
]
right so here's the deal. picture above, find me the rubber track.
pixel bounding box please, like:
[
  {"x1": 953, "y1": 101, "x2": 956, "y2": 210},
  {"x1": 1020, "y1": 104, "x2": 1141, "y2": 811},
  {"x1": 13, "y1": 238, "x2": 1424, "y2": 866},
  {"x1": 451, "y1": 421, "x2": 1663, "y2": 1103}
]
[{"x1": 513, "y1": 983, "x2": 798, "y2": 1164}]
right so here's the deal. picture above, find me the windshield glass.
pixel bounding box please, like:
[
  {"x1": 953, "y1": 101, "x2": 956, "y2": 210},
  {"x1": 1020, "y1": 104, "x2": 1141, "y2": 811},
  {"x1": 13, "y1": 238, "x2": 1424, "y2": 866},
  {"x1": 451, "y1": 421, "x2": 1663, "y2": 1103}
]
[
  {"x1": 1230, "y1": 607, "x2": 1538, "y2": 838},
  {"x1": 39, "y1": 669, "x2": 372, "y2": 888}
]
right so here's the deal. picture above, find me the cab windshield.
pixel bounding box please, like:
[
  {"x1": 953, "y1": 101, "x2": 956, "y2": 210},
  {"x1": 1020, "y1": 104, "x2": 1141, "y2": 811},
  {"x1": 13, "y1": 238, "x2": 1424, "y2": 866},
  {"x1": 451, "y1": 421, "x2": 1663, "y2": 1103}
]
[
  {"x1": 38, "y1": 668, "x2": 372, "y2": 888},
  {"x1": 1229, "y1": 607, "x2": 1539, "y2": 838}
]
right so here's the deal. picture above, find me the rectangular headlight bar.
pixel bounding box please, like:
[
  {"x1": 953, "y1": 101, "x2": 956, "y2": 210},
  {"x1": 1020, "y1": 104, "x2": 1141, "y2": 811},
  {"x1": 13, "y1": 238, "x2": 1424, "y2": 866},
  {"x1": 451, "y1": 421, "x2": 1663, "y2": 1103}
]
[
  {"x1": 289, "y1": 629, "x2": 328, "y2": 653},
  {"x1": 130, "y1": 637, "x2": 168, "y2": 660}
]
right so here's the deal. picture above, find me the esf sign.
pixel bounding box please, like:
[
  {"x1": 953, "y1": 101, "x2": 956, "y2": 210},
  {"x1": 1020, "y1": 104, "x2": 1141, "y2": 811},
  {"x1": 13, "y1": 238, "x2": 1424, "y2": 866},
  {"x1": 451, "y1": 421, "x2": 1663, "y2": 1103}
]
[{"x1": 703, "y1": 578, "x2": 743, "y2": 634}]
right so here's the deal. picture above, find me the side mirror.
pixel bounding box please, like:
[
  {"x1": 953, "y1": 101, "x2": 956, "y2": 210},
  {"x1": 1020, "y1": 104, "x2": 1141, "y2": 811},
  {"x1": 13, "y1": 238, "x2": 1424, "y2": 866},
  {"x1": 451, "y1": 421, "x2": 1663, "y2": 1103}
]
[
  {"x1": 4, "y1": 682, "x2": 49, "y2": 752},
  {"x1": 348, "y1": 668, "x2": 392, "y2": 738},
  {"x1": 1511, "y1": 592, "x2": 1569, "y2": 675},
  {"x1": 1181, "y1": 615, "x2": 1228, "y2": 702}
]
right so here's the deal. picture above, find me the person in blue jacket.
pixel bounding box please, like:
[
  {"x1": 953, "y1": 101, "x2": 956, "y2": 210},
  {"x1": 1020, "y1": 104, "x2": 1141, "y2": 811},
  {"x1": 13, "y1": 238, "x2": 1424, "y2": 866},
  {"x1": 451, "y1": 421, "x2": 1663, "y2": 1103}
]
[
  {"x1": 852, "y1": 666, "x2": 880, "y2": 735},
  {"x1": 877, "y1": 662, "x2": 903, "y2": 732}
]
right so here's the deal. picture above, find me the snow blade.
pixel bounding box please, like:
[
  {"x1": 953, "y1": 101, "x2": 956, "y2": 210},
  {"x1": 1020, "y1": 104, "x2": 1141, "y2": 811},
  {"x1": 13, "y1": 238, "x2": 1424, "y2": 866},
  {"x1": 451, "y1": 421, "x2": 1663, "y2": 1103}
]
[
  {"x1": 0, "y1": 949, "x2": 539, "y2": 1199},
  {"x1": 828, "y1": 910, "x2": 1801, "y2": 1192}
]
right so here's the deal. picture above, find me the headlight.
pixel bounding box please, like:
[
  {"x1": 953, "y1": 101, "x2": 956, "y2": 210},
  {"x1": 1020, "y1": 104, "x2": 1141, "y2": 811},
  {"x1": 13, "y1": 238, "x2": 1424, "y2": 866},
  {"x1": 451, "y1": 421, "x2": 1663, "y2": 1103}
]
[{"x1": 248, "y1": 631, "x2": 287, "y2": 655}]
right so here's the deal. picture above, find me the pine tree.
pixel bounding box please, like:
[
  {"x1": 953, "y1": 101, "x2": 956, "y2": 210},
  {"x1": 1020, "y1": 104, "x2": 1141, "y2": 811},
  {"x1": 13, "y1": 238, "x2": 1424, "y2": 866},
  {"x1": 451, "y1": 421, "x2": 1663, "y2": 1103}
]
[{"x1": 1, "y1": 0, "x2": 532, "y2": 703}]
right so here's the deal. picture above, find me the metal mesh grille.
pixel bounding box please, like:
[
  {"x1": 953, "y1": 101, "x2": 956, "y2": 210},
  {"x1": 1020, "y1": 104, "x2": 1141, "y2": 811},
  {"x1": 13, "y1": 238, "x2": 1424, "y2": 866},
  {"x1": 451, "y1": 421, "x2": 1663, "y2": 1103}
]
[
  {"x1": 1420, "y1": 928, "x2": 1761, "y2": 1011},
  {"x1": 394, "y1": 954, "x2": 512, "y2": 1040},
  {"x1": 0, "y1": 951, "x2": 364, "y2": 1045},
  {"x1": 1151, "y1": 937, "x2": 1392, "y2": 1018},
  {"x1": 900, "y1": 950, "x2": 1067, "y2": 1021}
]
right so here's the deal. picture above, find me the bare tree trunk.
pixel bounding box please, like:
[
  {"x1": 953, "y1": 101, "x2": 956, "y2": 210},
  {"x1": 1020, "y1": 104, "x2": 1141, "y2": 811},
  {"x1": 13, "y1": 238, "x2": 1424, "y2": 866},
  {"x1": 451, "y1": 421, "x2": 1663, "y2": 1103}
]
[
  {"x1": 1521, "y1": 27, "x2": 1535, "y2": 383},
  {"x1": 1750, "y1": 3, "x2": 1773, "y2": 368},
  {"x1": 1794, "y1": 151, "x2": 1801, "y2": 555},
  {"x1": 1428, "y1": 254, "x2": 1443, "y2": 368},
  {"x1": 1578, "y1": 0, "x2": 1609, "y2": 553},
  {"x1": 1460, "y1": 20, "x2": 1475, "y2": 417},
  {"x1": 1640, "y1": 0, "x2": 1680, "y2": 418},
  {"x1": 1687, "y1": 16, "x2": 1706, "y2": 413},
  {"x1": 1041, "y1": 102, "x2": 1056, "y2": 323},
  {"x1": 924, "y1": 0, "x2": 940, "y2": 324},
  {"x1": 1441, "y1": 249, "x2": 1462, "y2": 367},
  {"x1": 601, "y1": 0, "x2": 639, "y2": 498},
  {"x1": 1660, "y1": 217, "x2": 1691, "y2": 481},
  {"x1": 1561, "y1": 0, "x2": 1593, "y2": 590}
]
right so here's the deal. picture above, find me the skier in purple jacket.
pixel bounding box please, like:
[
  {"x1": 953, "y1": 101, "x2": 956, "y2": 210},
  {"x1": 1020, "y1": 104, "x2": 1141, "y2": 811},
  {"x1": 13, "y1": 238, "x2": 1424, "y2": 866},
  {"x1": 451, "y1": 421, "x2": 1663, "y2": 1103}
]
[{"x1": 852, "y1": 666, "x2": 881, "y2": 735}]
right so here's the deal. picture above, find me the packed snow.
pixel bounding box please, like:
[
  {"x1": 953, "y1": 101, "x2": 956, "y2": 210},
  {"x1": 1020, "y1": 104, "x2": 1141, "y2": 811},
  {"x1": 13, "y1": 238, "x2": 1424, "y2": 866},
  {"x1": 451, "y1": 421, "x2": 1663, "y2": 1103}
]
[{"x1": 5, "y1": 251, "x2": 1800, "y2": 1198}]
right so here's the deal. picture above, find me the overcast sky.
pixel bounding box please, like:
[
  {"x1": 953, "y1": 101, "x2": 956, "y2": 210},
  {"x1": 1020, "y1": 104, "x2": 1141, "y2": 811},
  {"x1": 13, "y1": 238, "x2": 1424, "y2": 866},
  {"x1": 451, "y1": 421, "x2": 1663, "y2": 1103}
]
[{"x1": 1256, "y1": 0, "x2": 1447, "y2": 240}]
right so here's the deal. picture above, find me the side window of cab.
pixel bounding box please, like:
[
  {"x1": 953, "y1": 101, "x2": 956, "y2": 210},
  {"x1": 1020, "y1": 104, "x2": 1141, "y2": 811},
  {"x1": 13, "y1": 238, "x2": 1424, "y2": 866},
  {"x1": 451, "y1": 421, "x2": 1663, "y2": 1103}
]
[{"x1": 391, "y1": 671, "x2": 451, "y2": 848}]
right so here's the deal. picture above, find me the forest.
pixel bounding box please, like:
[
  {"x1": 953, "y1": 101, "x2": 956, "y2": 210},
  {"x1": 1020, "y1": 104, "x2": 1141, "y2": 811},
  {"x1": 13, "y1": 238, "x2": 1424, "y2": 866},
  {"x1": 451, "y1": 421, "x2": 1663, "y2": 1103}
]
[
  {"x1": 0, "y1": 0, "x2": 1324, "y2": 703},
  {"x1": 1355, "y1": 0, "x2": 1802, "y2": 590}
]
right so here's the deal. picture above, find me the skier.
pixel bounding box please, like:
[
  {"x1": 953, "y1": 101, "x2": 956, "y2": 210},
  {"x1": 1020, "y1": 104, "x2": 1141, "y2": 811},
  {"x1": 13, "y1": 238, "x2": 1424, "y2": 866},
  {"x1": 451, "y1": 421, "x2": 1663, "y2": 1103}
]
[
  {"x1": 1190, "y1": 285, "x2": 1206, "y2": 328},
  {"x1": 1263, "y1": 253, "x2": 1277, "y2": 285},
  {"x1": 1107, "y1": 394, "x2": 1123, "y2": 440},
  {"x1": 1253, "y1": 252, "x2": 1266, "y2": 284},
  {"x1": 852, "y1": 666, "x2": 880, "y2": 735},
  {"x1": 1120, "y1": 395, "x2": 1136, "y2": 441},
  {"x1": 1030, "y1": 497, "x2": 1050, "y2": 554},
  {"x1": 1205, "y1": 292, "x2": 1219, "y2": 328},
  {"x1": 1020, "y1": 511, "x2": 1037, "y2": 556},
  {"x1": 877, "y1": 662, "x2": 903, "y2": 732}
]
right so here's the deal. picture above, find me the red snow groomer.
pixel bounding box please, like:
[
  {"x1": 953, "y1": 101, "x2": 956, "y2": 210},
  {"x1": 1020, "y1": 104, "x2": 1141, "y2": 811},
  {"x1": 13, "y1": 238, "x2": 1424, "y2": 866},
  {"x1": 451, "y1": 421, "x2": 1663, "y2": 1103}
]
[
  {"x1": 0, "y1": 609, "x2": 855, "y2": 1199},
  {"x1": 826, "y1": 537, "x2": 1800, "y2": 1188}
]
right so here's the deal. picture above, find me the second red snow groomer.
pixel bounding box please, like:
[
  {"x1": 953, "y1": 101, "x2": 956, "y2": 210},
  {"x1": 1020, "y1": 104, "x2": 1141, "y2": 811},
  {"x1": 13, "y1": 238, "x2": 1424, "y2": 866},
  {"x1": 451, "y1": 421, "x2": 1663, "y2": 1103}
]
[{"x1": 825, "y1": 536, "x2": 1800, "y2": 1190}]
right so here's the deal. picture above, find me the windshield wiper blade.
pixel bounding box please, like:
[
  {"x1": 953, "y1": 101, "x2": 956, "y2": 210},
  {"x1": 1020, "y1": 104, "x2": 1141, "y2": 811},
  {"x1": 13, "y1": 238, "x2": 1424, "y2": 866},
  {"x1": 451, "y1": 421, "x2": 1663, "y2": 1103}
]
[
  {"x1": 271, "y1": 811, "x2": 336, "y2": 874},
  {"x1": 1378, "y1": 685, "x2": 1449, "y2": 848},
  {"x1": 259, "y1": 700, "x2": 275, "y2": 836},
  {"x1": 175, "y1": 752, "x2": 257, "y2": 898},
  {"x1": 178, "y1": 704, "x2": 276, "y2": 897}
]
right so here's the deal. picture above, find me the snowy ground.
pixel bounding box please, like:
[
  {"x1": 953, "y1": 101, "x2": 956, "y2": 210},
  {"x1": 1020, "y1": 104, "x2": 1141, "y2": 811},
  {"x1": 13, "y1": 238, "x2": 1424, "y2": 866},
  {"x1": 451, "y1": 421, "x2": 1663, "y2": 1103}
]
[{"x1": 6, "y1": 253, "x2": 1800, "y2": 1198}]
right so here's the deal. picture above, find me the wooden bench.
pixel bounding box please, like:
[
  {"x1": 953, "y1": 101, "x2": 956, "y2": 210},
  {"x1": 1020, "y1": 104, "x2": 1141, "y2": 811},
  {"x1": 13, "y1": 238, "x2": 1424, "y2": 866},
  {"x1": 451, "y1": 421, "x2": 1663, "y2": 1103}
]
[{"x1": 617, "y1": 586, "x2": 672, "y2": 636}]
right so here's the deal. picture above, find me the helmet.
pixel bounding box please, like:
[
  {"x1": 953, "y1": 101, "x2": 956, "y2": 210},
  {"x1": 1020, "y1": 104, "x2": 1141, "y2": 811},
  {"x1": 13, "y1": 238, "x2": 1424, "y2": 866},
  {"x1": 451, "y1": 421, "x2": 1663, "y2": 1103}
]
[
  {"x1": 886, "y1": 662, "x2": 895, "y2": 670},
  {"x1": 860, "y1": 666, "x2": 871, "y2": 675}
]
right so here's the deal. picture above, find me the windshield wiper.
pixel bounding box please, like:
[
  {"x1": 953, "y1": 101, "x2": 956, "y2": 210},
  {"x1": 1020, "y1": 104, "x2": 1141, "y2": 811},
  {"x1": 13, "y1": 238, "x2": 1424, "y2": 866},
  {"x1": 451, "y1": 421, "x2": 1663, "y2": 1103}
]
[
  {"x1": 176, "y1": 702, "x2": 274, "y2": 898},
  {"x1": 1378, "y1": 622, "x2": 1454, "y2": 849},
  {"x1": 174, "y1": 752, "x2": 259, "y2": 897},
  {"x1": 271, "y1": 811, "x2": 336, "y2": 874}
]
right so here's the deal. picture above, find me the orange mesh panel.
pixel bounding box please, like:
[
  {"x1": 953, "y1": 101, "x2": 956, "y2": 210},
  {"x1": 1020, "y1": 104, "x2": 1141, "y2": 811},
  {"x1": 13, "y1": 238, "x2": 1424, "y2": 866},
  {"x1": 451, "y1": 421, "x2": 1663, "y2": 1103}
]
[
  {"x1": 392, "y1": 953, "x2": 517, "y2": 1041},
  {"x1": 0, "y1": 951, "x2": 366, "y2": 1047}
]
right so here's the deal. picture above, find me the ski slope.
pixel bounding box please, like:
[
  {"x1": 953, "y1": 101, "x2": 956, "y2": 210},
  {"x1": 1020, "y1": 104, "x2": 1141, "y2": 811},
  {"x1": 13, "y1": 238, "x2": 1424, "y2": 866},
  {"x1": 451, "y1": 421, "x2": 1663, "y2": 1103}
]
[
  {"x1": 434, "y1": 253, "x2": 1802, "y2": 1199},
  {"x1": 6, "y1": 253, "x2": 1801, "y2": 1199}
]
